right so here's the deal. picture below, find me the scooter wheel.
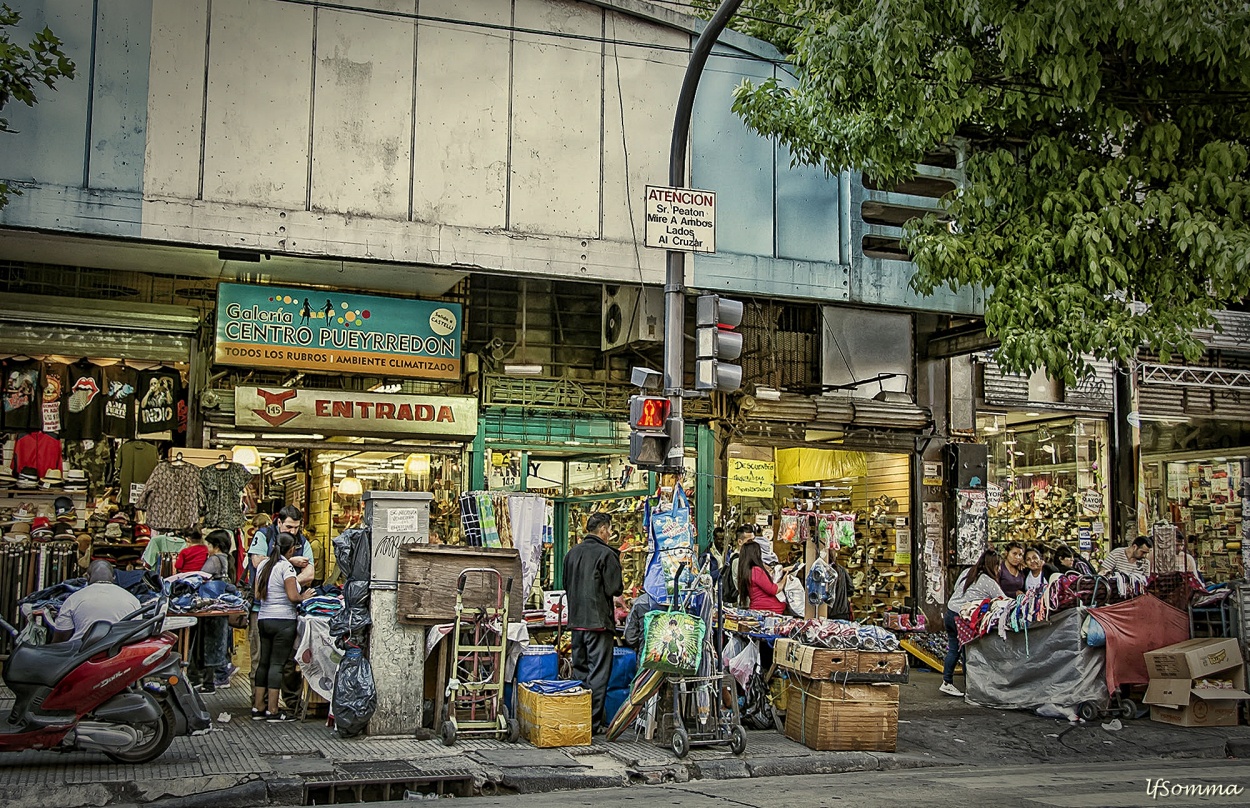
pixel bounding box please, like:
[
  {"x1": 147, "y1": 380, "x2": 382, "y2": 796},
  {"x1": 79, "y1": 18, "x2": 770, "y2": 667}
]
[
  {"x1": 1119, "y1": 699, "x2": 1138, "y2": 720},
  {"x1": 1077, "y1": 702, "x2": 1099, "y2": 722},
  {"x1": 729, "y1": 724, "x2": 747, "y2": 755},
  {"x1": 105, "y1": 705, "x2": 175, "y2": 764},
  {"x1": 507, "y1": 718, "x2": 521, "y2": 744},
  {"x1": 440, "y1": 720, "x2": 457, "y2": 746}
]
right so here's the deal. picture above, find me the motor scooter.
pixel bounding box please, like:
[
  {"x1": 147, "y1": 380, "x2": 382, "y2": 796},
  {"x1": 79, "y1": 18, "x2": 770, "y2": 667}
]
[{"x1": 0, "y1": 596, "x2": 211, "y2": 763}]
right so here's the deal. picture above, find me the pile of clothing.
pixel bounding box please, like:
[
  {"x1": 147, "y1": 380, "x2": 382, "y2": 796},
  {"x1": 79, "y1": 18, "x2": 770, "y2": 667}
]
[
  {"x1": 19, "y1": 569, "x2": 161, "y2": 623},
  {"x1": 786, "y1": 617, "x2": 900, "y2": 651},
  {"x1": 164, "y1": 571, "x2": 245, "y2": 613},
  {"x1": 299, "y1": 584, "x2": 345, "y2": 617}
]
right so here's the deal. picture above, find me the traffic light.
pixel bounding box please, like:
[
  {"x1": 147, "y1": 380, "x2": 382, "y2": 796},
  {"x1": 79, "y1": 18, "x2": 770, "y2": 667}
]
[
  {"x1": 695, "y1": 294, "x2": 744, "y2": 392},
  {"x1": 628, "y1": 394, "x2": 673, "y2": 468}
]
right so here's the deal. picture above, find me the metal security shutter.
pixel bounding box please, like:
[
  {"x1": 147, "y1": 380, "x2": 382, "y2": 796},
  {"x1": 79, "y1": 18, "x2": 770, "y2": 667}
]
[{"x1": 0, "y1": 293, "x2": 198, "y2": 363}]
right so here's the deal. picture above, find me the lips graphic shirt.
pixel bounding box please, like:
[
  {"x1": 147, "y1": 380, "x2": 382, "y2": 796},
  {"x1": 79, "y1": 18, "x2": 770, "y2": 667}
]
[{"x1": 63, "y1": 361, "x2": 104, "y2": 441}]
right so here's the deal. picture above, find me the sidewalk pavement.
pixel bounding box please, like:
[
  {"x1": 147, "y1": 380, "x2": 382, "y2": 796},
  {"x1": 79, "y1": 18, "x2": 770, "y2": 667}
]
[{"x1": 2, "y1": 670, "x2": 1248, "y2": 807}]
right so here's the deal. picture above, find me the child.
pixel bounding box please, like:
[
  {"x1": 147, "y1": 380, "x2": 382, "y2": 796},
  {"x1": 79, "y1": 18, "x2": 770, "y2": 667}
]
[
  {"x1": 197, "y1": 529, "x2": 239, "y2": 692},
  {"x1": 174, "y1": 527, "x2": 208, "y2": 574}
]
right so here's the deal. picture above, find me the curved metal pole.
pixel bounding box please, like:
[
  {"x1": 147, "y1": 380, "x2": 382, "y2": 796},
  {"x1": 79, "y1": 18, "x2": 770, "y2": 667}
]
[{"x1": 663, "y1": 0, "x2": 744, "y2": 466}]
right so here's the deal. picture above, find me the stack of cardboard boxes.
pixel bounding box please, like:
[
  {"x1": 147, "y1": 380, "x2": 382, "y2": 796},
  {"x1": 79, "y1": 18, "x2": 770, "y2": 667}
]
[
  {"x1": 775, "y1": 638, "x2": 907, "y2": 751},
  {"x1": 1143, "y1": 638, "x2": 1248, "y2": 727}
]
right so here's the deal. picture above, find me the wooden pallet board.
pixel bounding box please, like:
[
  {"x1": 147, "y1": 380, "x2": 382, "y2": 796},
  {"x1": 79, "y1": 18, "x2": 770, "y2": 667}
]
[
  {"x1": 397, "y1": 545, "x2": 522, "y2": 624},
  {"x1": 900, "y1": 638, "x2": 961, "y2": 675}
]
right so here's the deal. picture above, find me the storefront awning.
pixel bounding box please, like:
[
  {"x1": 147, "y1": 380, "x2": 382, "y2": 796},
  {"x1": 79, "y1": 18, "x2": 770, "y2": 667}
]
[{"x1": 744, "y1": 391, "x2": 929, "y2": 432}]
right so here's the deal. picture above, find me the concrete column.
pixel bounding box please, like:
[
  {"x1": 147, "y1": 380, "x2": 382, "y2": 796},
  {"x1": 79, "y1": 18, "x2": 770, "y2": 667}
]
[{"x1": 364, "y1": 491, "x2": 432, "y2": 736}]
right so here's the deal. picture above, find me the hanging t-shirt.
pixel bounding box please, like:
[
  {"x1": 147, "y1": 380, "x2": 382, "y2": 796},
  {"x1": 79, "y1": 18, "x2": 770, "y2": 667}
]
[
  {"x1": 102, "y1": 365, "x2": 138, "y2": 439},
  {"x1": 136, "y1": 369, "x2": 180, "y2": 437},
  {"x1": 200, "y1": 462, "x2": 254, "y2": 530},
  {"x1": 119, "y1": 440, "x2": 160, "y2": 506},
  {"x1": 40, "y1": 362, "x2": 69, "y2": 435},
  {"x1": 63, "y1": 361, "x2": 105, "y2": 441},
  {"x1": 2, "y1": 360, "x2": 41, "y2": 432}
]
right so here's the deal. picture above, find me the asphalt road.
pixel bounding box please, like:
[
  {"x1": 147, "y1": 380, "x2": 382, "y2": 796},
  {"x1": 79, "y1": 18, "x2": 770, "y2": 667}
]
[{"x1": 384, "y1": 759, "x2": 1250, "y2": 808}]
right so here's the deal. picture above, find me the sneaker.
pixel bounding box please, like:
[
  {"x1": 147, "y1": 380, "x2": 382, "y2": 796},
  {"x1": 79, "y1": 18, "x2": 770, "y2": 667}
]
[
  {"x1": 213, "y1": 678, "x2": 231, "y2": 689},
  {"x1": 267, "y1": 711, "x2": 295, "y2": 723},
  {"x1": 939, "y1": 682, "x2": 964, "y2": 697},
  {"x1": 251, "y1": 709, "x2": 268, "y2": 721},
  {"x1": 196, "y1": 682, "x2": 216, "y2": 694}
]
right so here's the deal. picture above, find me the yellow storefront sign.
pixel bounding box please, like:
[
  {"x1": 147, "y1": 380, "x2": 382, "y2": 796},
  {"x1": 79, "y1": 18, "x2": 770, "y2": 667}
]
[{"x1": 728, "y1": 458, "x2": 775, "y2": 497}]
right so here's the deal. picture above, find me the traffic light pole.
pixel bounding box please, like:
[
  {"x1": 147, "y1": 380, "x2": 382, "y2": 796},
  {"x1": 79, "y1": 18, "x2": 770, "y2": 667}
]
[{"x1": 663, "y1": 0, "x2": 744, "y2": 465}]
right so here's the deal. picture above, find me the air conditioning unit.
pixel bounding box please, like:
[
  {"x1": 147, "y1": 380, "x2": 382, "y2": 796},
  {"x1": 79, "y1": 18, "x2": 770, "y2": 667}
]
[{"x1": 602, "y1": 285, "x2": 664, "y2": 351}]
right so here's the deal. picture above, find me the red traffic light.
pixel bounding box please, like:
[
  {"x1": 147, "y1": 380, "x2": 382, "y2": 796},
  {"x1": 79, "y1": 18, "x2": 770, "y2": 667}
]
[{"x1": 629, "y1": 395, "x2": 670, "y2": 429}]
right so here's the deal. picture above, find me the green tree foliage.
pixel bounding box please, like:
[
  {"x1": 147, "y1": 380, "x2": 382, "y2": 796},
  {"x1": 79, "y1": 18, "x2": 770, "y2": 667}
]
[
  {"x1": 0, "y1": 3, "x2": 75, "y2": 209},
  {"x1": 723, "y1": 0, "x2": 1250, "y2": 382}
]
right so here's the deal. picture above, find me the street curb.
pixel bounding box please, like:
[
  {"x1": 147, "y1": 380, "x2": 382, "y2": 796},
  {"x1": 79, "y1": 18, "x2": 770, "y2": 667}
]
[{"x1": 499, "y1": 766, "x2": 631, "y2": 794}]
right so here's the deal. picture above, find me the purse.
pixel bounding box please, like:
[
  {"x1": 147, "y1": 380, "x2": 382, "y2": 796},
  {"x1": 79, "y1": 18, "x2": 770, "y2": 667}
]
[{"x1": 640, "y1": 604, "x2": 706, "y2": 676}]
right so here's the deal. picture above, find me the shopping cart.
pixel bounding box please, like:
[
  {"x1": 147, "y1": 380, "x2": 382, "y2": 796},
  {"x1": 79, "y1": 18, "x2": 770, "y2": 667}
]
[
  {"x1": 440, "y1": 567, "x2": 519, "y2": 745},
  {"x1": 663, "y1": 560, "x2": 746, "y2": 758}
]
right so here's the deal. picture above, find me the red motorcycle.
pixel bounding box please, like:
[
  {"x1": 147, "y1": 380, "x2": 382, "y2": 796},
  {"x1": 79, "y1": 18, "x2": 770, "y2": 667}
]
[{"x1": 0, "y1": 596, "x2": 210, "y2": 763}]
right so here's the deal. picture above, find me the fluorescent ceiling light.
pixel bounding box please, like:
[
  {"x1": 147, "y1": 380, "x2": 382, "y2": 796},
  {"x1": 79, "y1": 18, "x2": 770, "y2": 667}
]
[{"x1": 504, "y1": 364, "x2": 543, "y2": 376}]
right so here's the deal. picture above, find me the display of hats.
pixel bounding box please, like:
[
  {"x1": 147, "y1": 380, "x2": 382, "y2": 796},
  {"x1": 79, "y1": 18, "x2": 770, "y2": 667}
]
[
  {"x1": 108, "y1": 512, "x2": 131, "y2": 525},
  {"x1": 52, "y1": 522, "x2": 76, "y2": 541},
  {"x1": 16, "y1": 467, "x2": 39, "y2": 489},
  {"x1": 6, "y1": 522, "x2": 31, "y2": 540},
  {"x1": 104, "y1": 522, "x2": 124, "y2": 540},
  {"x1": 62, "y1": 469, "x2": 88, "y2": 492},
  {"x1": 133, "y1": 524, "x2": 152, "y2": 540},
  {"x1": 54, "y1": 495, "x2": 77, "y2": 521},
  {"x1": 0, "y1": 466, "x2": 14, "y2": 484},
  {"x1": 9, "y1": 503, "x2": 34, "y2": 522},
  {"x1": 31, "y1": 520, "x2": 54, "y2": 541},
  {"x1": 40, "y1": 469, "x2": 64, "y2": 489}
]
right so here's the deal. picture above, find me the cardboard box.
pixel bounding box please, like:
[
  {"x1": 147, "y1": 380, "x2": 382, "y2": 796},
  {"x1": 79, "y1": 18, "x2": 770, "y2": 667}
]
[
  {"x1": 857, "y1": 651, "x2": 907, "y2": 676},
  {"x1": 1144, "y1": 666, "x2": 1248, "y2": 728},
  {"x1": 784, "y1": 675, "x2": 897, "y2": 751},
  {"x1": 775, "y1": 639, "x2": 858, "y2": 679},
  {"x1": 1143, "y1": 638, "x2": 1242, "y2": 680},
  {"x1": 516, "y1": 683, "x2": 591, "y2": 747}
]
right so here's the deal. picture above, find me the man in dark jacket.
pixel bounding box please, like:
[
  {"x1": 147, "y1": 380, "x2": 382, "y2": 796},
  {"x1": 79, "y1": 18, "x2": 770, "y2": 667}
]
[{"x1": 562, "y1": 511, "x2": 624, "y2": 732}]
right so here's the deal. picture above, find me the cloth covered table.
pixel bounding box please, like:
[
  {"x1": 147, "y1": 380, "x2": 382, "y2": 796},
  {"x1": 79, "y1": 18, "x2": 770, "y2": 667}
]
[{"x1": 1089, "y1": 593, "x2": 1189, "y2": 694}]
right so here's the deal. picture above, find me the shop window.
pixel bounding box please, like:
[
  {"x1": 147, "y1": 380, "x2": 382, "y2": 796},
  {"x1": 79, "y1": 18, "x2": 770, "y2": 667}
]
[{"x1": 979, "y1": 416, "x2": 1110, "y2": 556}]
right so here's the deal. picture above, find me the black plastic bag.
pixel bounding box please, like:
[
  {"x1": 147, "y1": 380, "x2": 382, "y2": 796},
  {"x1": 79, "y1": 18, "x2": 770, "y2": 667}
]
[
  {"x1": 330, "y1": 527, "x2": 372, "y2": 643},
  {"x1": 331, "y1": 645, "x2": 376, "y2": 737}
]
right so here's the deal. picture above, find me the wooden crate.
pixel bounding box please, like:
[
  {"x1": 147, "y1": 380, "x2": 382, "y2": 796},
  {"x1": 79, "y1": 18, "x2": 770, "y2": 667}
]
[
  {"x1": 775, "y1": 638, "x2": 858, "y2": 679},
  {"x1": 857, "y1": 650, "x2": 907, "y2": 676},
  {"x1": 785, "y1": 675, "x2": 898, "y2": 752},
  {"x1": 397, "y1": 545, "x2": 522, "y2": 624}
]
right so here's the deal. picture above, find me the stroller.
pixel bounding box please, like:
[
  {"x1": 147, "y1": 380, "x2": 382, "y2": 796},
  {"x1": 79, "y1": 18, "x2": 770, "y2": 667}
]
[
  {"x1": 440, "y1": 568, "x2": 519, "y2": 745},
  {"x1": 660, "y1": 561, "x2": 746, "y2": 758}
]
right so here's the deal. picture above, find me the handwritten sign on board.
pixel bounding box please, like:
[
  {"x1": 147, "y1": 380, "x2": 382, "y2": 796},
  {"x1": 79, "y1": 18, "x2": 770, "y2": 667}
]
[{"x1": 727, "y1": 458, "x2": 775, "y2": 498}]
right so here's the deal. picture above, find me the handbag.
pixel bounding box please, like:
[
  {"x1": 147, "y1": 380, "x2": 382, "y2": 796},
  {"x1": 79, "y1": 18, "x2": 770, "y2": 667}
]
[
  {"x1": 641, "y1": 606, "x2": 706, "y2": 675},
  {"x1": 641, "y1": 564, "x2": 705, "y2": 676},
  {"x1": 642, "y1": 487, "x2": 696, "y2": 605}
]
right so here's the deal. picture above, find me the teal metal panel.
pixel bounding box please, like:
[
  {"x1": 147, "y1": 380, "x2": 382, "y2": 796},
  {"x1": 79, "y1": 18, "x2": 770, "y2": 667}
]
[
  {"x1": 693, "y1": 252, "x2": 850, "y2": 301},
  {"x1": 691, "y1": 48, "x2": 773, "y2": 257},
  {"x1": 482, "y1": 410, "x2": 629, "y2": 450},
  {"x1": 0, "y1": 0, "x2": 96, "y2": 188},
  {"x1": 696, "y1": 422, "x2": 713, "y2": 552},
  {"x1": 87, "y1": 0, "x2": 152, "y2": 193},
  {"x1": 855, "y1": 257, "x2": 984, "y2": 315}
]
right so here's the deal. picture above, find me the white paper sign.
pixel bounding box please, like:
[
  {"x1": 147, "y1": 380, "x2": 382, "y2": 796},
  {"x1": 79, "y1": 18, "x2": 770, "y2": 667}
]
[{"x1": 386, "y1": 508, "x2": 424, "y2": 534}]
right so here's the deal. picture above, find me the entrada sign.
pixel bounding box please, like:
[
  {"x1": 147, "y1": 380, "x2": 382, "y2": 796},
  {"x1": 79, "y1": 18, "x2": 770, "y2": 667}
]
[
  {"x1": 235, "y1": 387, "x2": 478, "y2": 438},
  {"x1": 215, "y1": 282, "x2": 462, "y2": 380}
]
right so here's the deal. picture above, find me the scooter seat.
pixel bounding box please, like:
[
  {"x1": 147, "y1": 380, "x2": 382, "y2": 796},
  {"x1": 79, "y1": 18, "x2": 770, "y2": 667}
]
[{"x1": 5, "y1": 619, "x2": 148, "y2": 687}]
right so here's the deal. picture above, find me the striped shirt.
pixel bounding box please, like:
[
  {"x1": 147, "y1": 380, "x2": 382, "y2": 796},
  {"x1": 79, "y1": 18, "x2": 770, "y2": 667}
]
[{"x1": 1098, "y1": 547, "x2": 1150, "y2": 578}]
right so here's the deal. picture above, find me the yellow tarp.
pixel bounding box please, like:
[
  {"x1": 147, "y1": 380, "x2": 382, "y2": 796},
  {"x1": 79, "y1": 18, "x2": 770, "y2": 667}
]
[{"x1": 775, "y1": 448, "x2": 867, "y2": 485}]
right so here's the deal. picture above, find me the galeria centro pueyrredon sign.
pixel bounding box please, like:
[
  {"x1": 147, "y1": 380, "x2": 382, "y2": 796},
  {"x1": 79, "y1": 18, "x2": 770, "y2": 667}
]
[
  {"x1": 235, "y1": 387, "x2": 478, "y2": 438},
  {"x1": 214, "y1": 282, "x2": 462, "y2": 380}
]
